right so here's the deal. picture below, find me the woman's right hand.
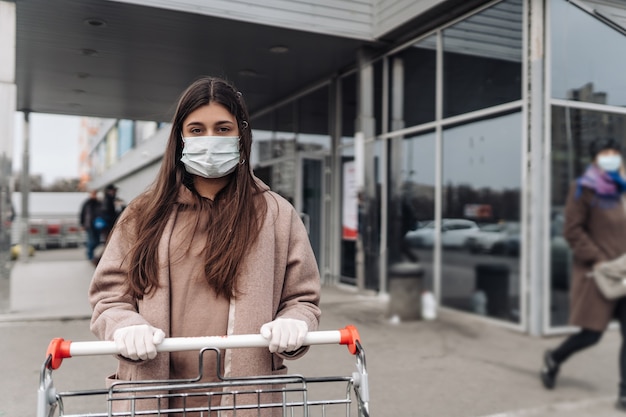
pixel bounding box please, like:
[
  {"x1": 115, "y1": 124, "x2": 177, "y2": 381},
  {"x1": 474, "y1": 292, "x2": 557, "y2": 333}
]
[{"x1": 113, "y1": 324, "x2": 165, "y2": 360}]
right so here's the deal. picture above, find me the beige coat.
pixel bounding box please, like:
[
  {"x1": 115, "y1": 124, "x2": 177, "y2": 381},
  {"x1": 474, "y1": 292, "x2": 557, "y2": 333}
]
[
  {"x1": 88, "y1": 183, "x2": 321, "y2": 414},
  {"x1": 564, "y1": 183, "x2": 626, "y2": 331}
]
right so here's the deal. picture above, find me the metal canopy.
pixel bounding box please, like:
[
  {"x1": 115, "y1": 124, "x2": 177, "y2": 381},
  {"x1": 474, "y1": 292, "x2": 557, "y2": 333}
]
[
  {"x1": 570, "y1": 0, "x2": 626, "y2": 34},
  {"x1": 15, "y1": 0, "x2": 376, "y2": 122}
]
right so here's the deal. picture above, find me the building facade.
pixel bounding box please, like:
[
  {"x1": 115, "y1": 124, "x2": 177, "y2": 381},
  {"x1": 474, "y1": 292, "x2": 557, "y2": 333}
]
[{"x1": 4, "y1": 0, "x2": 626, "y2": 335}]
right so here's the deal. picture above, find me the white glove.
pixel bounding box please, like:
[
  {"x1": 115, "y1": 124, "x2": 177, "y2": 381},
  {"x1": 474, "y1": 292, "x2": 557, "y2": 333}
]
[
  {"x1": 113, "y1": 324, "x2": 165, "y2": 360},
  {"x1": 260, "y1": 318, "x2": 308, "y2": 353}
]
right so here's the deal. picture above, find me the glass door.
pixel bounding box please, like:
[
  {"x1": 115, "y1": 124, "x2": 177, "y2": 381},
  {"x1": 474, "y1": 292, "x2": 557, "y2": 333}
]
[{"x1": 296, "y1": 155, "x2": 325, "y2": 270}]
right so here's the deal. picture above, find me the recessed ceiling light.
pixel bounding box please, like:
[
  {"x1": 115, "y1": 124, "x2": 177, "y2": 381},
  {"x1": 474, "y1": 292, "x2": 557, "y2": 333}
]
[
  {"x1": 238, "y1": 69, "x2": 258, "y2": 77},
  {"x1": 269, "y1": 45, "x2": 289, "y2": 54},
  {"x1": 84, "y1": 18, "x2": 107, "y2": 28},
  {"x1": 80, "y1": 48, "x2": 99, "y2": 57}
]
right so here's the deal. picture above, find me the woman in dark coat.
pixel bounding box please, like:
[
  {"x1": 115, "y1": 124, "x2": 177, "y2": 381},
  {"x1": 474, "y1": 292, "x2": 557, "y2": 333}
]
[{"x1": 541, "y1": 137, "x2": 626, "y2": 411}]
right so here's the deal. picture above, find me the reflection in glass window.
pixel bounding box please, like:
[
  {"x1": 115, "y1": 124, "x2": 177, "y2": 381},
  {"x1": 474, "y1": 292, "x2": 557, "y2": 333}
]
[
  {"x1": 393, "y1": 131, "x2": 436, "y2": 291},
  {"x1": 340, "y1": 147, "x2": 357, "y2": 283},
  {"x1": 441, "y1": 112, "x2": 522, "y2": 323},
  {"x1": 250, "y1": 112, "x2": 273, "y2": 167},
  {"x1": 297, "y1": 87, "x2": 330, "y2": 151},
  {"x1": 341, "y1": 73, "x2": 357, "y2": 143},
  {"x1": 551, "y1": 106, "x2": 626, "y2": 206},
  {"x1": 253, "y1": 159, "x2": 296, "y2": 204},
  {"x1": 443, "y1": 0, "x2": 523, "y2": 117},
  {"x1": 390, "y1": 36, "x2": 436, "y2": 127},
  {"x1": 276, "y1": 102, "x2": 294, "y2": 133},
  {"x1": 551, "y1": 0, "x2": 626, "y2": 107},
  {"x1": 374, "y1": 59, "x2": 384, "y2": 136},
  {"x1": 549, "y1": 107, "x2": 626, "y2": 326},
  {"x1": 363, "y1": 140, "x2": 383, "y2": 290}
]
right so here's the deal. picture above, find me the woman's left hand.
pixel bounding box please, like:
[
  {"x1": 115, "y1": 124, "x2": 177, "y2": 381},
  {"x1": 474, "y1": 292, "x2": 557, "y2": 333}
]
[{"x1": 260, "y1": 318, "x2": 308, "y2": 353}]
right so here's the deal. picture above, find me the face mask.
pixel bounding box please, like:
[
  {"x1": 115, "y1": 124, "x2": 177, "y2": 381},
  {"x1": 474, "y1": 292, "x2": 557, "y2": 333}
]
[
  {"x1": 597, "y1": 154, "x2": 622, "y2": 172},
  {"x1": 180, "y1": 136, "x2": 240, "y2": 178}
]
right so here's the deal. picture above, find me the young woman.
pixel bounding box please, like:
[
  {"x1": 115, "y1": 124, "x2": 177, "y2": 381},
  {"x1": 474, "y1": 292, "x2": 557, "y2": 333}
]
[
  {"x1": 88, "y1": 76, "x2": 321, "y2": 415},
  {"x1": 541, "y1": 137, "x2": 626, "y2": 411}
]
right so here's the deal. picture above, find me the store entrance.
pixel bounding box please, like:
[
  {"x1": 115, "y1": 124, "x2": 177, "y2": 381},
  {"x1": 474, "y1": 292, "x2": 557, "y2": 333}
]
[
  {"x1": 298, "y1": 156, "x2": 323, "y2": 265},
  {"x1": 254, "y1": 154, "x2": 325, "y2": 271}
]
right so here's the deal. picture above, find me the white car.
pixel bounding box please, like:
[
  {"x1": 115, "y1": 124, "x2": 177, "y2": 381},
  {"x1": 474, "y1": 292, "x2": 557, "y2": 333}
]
[
  {"x1": 404, "y1": 219, "x2": 480, "y2": 249},
  {"x1": 466, "y1": 222, "x2": 520, "y2": 254}
]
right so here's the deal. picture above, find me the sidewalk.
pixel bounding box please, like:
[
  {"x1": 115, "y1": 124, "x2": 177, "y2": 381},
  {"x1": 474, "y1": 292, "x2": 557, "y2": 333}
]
[{"x1": 0, "y1": 247, "x2": 623, "y2": 416}]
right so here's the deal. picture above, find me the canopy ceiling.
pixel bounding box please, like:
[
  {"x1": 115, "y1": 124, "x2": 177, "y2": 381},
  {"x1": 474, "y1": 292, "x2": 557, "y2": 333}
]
[{"x1": 15, "y1": 0, "x2": 377, "y2": 122}]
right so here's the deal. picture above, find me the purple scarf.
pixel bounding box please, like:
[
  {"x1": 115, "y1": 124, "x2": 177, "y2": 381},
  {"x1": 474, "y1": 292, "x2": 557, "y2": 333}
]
[{"x1": 577, "y1": 164, "x2": 618, "y2": 197}]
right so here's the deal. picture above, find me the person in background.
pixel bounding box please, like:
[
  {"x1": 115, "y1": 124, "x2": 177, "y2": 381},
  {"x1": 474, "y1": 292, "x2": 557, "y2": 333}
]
[
  {"x1": 101, "y1": 184, "x2": 123, "y2": 242},
  {"x1": 79, "y1": 189, "x2": 102, "y2": 261},
  {"x1": 88, "y1": 76, "x2": 321, "y2": 415},
  {"x1": 540, "y1": 137, "x2": 626, "y2": 411}
]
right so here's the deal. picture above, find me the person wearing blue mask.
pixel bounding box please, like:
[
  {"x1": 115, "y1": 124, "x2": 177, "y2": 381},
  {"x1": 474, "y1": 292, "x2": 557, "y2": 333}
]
[
  {"x1": 541, "y1": 137, "x2": 626, "y2": 411},
  {"x1": 88, "y1": 76, "x2": 321, "y2": 415}
]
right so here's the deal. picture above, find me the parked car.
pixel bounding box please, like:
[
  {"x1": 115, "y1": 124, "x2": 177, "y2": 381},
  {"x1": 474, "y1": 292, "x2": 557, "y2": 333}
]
[
  {"x1": 550, "y1": 212, "x2": 571, "y2": 290},
  {"x1": 466, "y1": 222, "x2": 520, "y2": 254},
  {"x1": 404, "y1": 218, "x2": 480, "y2": 249}
]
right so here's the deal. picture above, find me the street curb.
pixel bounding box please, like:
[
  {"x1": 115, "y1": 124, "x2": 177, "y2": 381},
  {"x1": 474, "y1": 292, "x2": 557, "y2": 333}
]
[{"x1": 0, "y1": 313, "x2": 91, "y2": 323}]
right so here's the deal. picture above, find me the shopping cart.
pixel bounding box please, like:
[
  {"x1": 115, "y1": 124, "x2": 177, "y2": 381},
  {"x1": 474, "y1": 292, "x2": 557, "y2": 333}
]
[{"x1": 37, "y1": 325, "x2": 370, "y2": 417}]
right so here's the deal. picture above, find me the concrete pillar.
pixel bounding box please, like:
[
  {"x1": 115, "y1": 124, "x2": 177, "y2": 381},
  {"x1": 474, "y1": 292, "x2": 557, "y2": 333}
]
[{"x1": 0, "y1": 1, "x2": 16, "y2": 282}]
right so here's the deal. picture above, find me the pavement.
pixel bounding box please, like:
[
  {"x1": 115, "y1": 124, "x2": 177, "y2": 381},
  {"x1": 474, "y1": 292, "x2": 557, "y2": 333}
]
[{"x1": 0, "y1": 247, "x2": 624, "y2": 417}]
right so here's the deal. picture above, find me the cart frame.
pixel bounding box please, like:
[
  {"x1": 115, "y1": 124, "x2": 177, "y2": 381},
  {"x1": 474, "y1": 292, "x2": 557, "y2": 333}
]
[{"x1": 38, "y1": 325, "x2": 370, "y2": 417}]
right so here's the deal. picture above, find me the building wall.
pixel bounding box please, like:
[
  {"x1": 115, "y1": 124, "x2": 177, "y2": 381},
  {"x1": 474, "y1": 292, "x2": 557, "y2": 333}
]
[{"x1": 88, "y1": 121, "x2": 170, "y2": 199}]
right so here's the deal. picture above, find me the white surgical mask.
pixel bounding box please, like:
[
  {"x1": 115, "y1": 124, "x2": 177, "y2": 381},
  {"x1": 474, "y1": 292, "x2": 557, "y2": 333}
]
[
  {"x1": 597, "y1": 154, "x2": 622, "y2": 172},
  {"x1": 180, "y1": 136, "x2": 240, "y2": 178}
]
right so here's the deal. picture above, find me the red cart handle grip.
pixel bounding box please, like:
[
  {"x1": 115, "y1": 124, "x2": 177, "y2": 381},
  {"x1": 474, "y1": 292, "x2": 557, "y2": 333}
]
[
  {"x1": 339, "y1": 325, "x2": 361, "y2": 354},
  {"x1": 46, "y1": 337, "x2": 72, "y2": 370}
]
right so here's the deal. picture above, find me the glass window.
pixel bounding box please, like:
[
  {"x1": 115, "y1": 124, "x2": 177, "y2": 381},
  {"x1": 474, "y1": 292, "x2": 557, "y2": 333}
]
[
  {"x1": 297, "y1": 86, "x2": 330, "y2": 151},
  {"x1": 393, "y1": 131, "x2": 436, "y2": 291},
  {"x1": 390, "y1": 36, "x2": 436, "y2": 127},
  {"x1": 551, "y1": 0, "x2": 626, "y2": 107},
  {"x1": 250, "y1": 112, "x2": 274, "y2": 167},
  {"x1": 443, "y1": 0, "x2": 523, "y2": 118},
  {"x1": 341, "y1": 73, "x2": 357, "y2": 143},
  {"x1": 340, "y1": 147, "x2": 357, "y2": 283},
  {"x1": 340, "y1": 61, "x2": 381, "y2": 140},
  {"x1": 276, "y1": 102, "x2": 294, "y2": 133},
  {"x1": 374, "y1": 59, "x2": 384, "y2": 136},
  {"x1": 549, "y1": 106, "x2": 626, "y2": 326},
  {"x1": 441, "y1": 111, "x2": 523, "y2": 323},
  {"x1": 362, "y1": 139, "x2": 383, "y2": 290}
]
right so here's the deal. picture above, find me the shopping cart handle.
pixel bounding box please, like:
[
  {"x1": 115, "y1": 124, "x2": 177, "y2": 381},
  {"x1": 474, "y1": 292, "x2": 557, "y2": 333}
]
[{"x1": 45, "y1": 325, "x2": 361, "y2": 370}]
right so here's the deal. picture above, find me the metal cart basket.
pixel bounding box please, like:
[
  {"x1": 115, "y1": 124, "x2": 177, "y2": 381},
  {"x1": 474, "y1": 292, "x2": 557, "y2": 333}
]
[{"x1": 38, "y1": 325, "x2": 370, "y2": 417}]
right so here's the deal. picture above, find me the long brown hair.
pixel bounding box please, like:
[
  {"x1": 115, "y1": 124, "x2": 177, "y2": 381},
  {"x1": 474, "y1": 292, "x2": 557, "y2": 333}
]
[{"x1": 120, "y1": 76, "x2": 267, "y2": 300}]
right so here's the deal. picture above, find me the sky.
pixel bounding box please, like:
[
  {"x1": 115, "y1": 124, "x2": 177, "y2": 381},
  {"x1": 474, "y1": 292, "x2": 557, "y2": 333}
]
[{"x1": 12, "y1": 112, "x2": 82, "y2": 186}]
